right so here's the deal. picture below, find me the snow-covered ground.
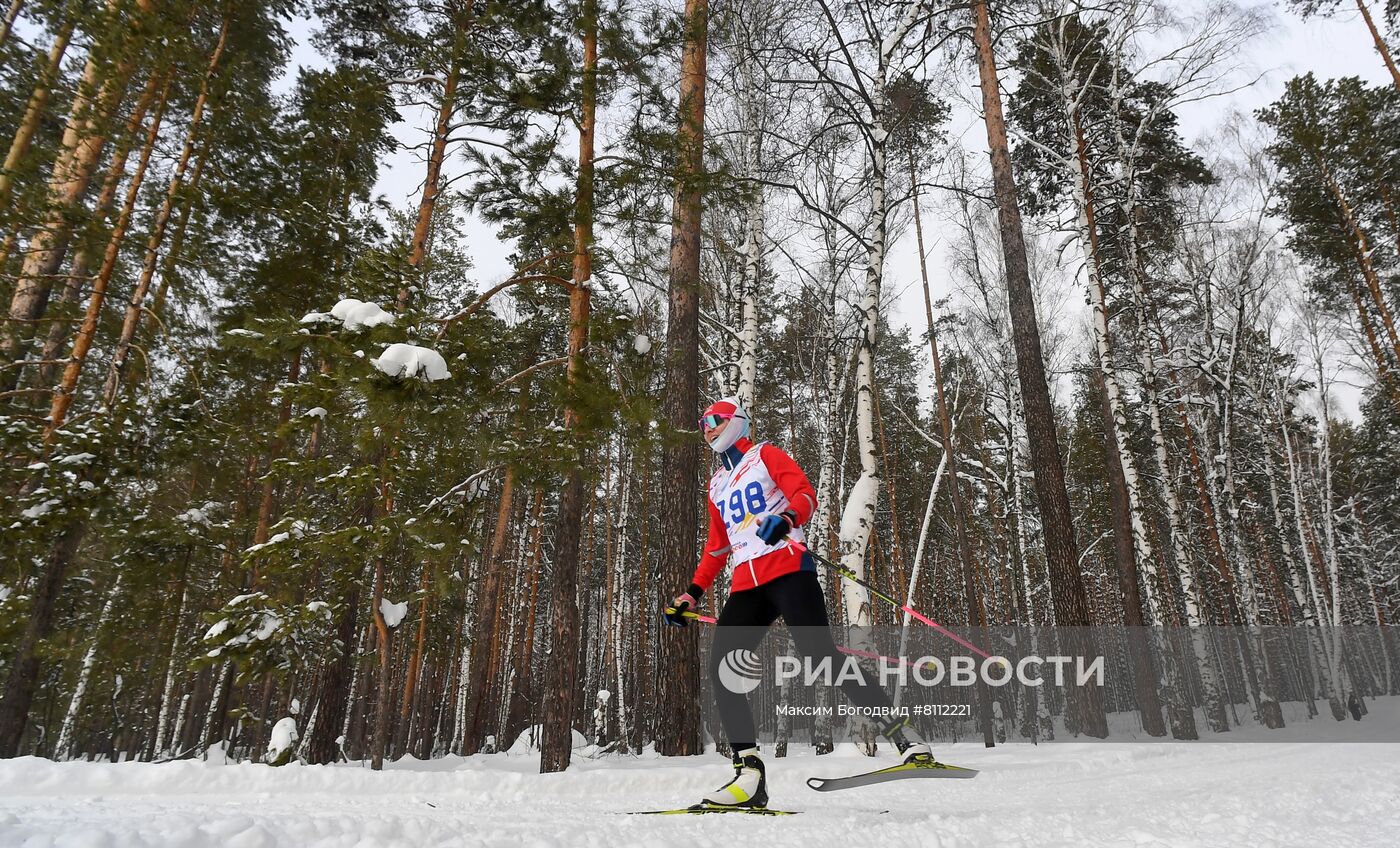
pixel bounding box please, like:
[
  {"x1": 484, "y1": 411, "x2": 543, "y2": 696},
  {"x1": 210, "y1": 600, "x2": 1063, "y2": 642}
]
[{"x1": 3, "y1": 710, "x2": 1398, "y2": 847}]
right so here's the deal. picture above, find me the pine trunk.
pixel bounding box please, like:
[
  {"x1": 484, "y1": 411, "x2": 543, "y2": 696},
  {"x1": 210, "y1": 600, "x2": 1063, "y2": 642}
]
[
  {"x1": 540, "y1": 0, "x2": 596, "y2": 774},
  {"x1": 251, "y1": 348, "x2": 303, "y2": 573},
  {"x1": 44, "y1": 71, "x2": 172, "y2": 441},
  {"x1": 0, "y1": 0, "x2": 24, "y2": 48},
  {"x1": 1356, "y1": 0, "x2": 1400, "y2": 90},
  {"x1": 0, "y1": 61, "x2": 171, "y2": 752},
  {"x1": 463, "y1": 466, "x2": 514, "y2": 754},
  {"x1": 0, "y1": 14, "x2": 76, "y2": 214},
  {"x1": 369, "y1": 551, "x2": 393, "y2": 770},
  {"x1": 971, "y1": 0, "x2": 1106, "y2": 736},
  {"x1": 1, "y1": 0, "x2": 153, "y2": 382},
  {"x1": 101, "y1": 15, "x2": 229, "y2": 408},
  {"x1": 0, "y1": 517, "x2": 85, "y2": 756},
  {"x1": 1320, "y1": 163, "x2": 1400, "y2": 371},
  {"x1": 145, "y1": 141, "x2": 208, "y2": 332},
  {"x1": 36, "y1": 60, "x2": 162, "y2": 391},
  {"x1": 307, "y1": 586, "x2": 359, "y2": 764},
  {"x1": 396, "y1": 562, "x2": 432, "y2": 757},
  {"x1": 399, "y1": 15, "x2": 466, "y2": 310},
  {"x1": 1061, "y1": 107, "x2": 1165, "y2": 736},
  {"x1": 654, "y1": 0, "x2": 707, "y2": 758}
]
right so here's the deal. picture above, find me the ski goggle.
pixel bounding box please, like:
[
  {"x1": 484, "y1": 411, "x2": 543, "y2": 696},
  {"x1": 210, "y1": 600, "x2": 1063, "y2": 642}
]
[{"x1": 699, "y1": 412, "x2": 734, "y2": 432}]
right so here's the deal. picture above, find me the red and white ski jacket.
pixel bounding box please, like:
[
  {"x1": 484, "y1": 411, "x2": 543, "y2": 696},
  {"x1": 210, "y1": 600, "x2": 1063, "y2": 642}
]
[{"x1": 691, "y1": 436, "x2": 818, "y2": 594}]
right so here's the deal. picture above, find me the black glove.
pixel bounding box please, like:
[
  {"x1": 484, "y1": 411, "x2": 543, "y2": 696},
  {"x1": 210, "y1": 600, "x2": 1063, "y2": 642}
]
[
  {"x1": 756, "y1": 510, "x2": 798, "y2": 546},
  {"x1": 663, "y1": 584, "x2": 704, "y2": 627}
]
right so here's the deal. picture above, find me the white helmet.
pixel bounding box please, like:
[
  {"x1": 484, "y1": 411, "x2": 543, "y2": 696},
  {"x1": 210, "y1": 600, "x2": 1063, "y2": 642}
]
[{"x1": 700, "y1": 396, "x2": 750, "y2": 453}]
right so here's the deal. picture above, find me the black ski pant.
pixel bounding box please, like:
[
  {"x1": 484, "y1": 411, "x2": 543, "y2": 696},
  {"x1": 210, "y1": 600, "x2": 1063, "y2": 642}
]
[{"x1": 709, "y1": 569, "x2": 895, "y2": 752}]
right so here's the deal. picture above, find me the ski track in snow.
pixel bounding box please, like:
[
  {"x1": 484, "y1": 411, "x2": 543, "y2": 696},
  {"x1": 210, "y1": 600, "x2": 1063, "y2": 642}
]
[{"x1": 1, "y1": 737, "x2": 1397, "y2": 846}]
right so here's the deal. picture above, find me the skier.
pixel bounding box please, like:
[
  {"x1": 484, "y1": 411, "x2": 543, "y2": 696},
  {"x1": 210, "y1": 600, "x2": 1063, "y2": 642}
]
[{"x1": 664, "y1": 396, "x2": 934, "y2": 811}]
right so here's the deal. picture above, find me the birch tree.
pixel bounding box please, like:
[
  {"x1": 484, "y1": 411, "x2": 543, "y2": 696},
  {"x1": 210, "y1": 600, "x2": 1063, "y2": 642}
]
[{"x1": 792, "y1": 0, "x2": 934, "y2": 631}]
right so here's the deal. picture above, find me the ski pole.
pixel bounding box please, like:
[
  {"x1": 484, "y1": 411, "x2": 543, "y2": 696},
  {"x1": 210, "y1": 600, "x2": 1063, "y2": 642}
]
[
  {"x1": 785, "y1": 540, "x2": 994, "y2": 660},
  {"x1": 674, "y1": 609, "x2": 942, "y2": 673}
]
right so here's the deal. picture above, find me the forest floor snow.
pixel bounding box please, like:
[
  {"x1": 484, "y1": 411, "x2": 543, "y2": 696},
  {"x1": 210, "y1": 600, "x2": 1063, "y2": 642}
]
[{"x1": 2, "y1": 707, "x2": 1398, "y2": 847}]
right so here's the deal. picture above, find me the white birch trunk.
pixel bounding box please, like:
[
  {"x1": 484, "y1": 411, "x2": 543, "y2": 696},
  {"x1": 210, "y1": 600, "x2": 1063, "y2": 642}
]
[
  {"x1": 1350, "y1": 498, "x2": 1392, "y2": 695},
  {"x1": 610, "y1": 455, "x2": 631, "y2": 750},
  {"x1": 735, "y1": 61, "x2": 762, "y2": 409},
  {"x1": 202, "y1": 661, "x2": 232, "y2": 754},
  {"x1": 1258, "y1": 409, "x2": 1311, "y2": 620},
  {"x1": 1312, "y1": 345, "x2": 1353, "y2": 711},
  {"x1": 840, "y1": 242, "x2": 881, "y2": 627},
  {"x1": 1276, "y1": 383, "x2": 1346, "y2": 718},
  {"x1": 492, "y1": 523, "x2": 534, "y2": 748},
  {"x1": 1054, "y1": 62, "x2": 1160, "y2": 623},
  {"x1": 154, "y1": 579, "x2": 191, "y2": 757},
  {"x1": 1138, "y1": 304, "x2": 1231, "y2": 732},
  {"x1": 453, "y1": 603, "x2": 471, "y2": 753},
  {"x1": 1198, "y1": 373, "x2": 1258, "y2": 626},
  {"x1": 834, "y1": 6, "x2": 920, "y2": 748},
  {"x1": 56, "y1": 573, "x2": 124, "y2": 757},
  {"x1": 891, "y1": 448, "x2": 947, "y2": 710},
  {"x1": 809, "y1": 259, "x2": 843, "y2": 575},
  {"x1": 838, "y1": 44, "x2": 893, "y2": 632},
  {"x1": 296, "y1": 698, "x2": 319, "y2": 761},
  {"x1": 1102, "y1": 53, "x2": 1230, "y2": 727},
  {"x1": 169, "y1": 693, "x2": 190, "y2": 756}
]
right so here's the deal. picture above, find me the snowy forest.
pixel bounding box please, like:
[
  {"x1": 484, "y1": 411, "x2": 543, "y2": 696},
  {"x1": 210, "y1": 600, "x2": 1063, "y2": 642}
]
[{"x1": 0, "y1": 0, "x2": 1397, "y2": 774}]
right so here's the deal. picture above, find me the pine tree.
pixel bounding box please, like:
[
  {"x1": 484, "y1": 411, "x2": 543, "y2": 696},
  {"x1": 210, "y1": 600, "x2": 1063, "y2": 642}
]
[
  {"x1": 970, "y1": 0, "x2": 1107, "y2": 737},
  {"x1": 1262, "y1": 75, "x2": 1400, "y2": 412}
]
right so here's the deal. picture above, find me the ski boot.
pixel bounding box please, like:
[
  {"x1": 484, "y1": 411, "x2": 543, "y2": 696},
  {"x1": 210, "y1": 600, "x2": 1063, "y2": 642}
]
[
  {"x1": 700, "y1": 747, "x2": 768, "y2": 809},
  {"x1": 881, "y1": 716, "x2": 935, "y2": 765}
]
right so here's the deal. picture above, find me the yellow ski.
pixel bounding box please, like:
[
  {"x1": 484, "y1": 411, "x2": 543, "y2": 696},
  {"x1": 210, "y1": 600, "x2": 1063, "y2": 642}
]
[
  {"x1": 631, "y1": 804, "x2": 800, "y2": 816},
  {"x1": 806, "y1": 759, "x2": 978, "y2": 792}
]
